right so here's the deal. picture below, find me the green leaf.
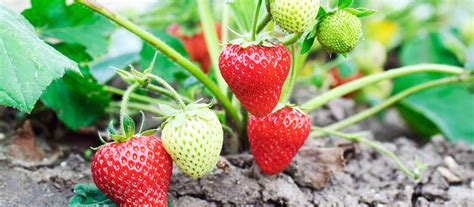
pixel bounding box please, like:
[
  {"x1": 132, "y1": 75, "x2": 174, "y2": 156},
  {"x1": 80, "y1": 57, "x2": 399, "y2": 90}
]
[
  {"x1": 300, "y1": 6, "x2": 325, "y2": 55},
  {"x1": 22, "y1": 0, "x2": 115, "y2": 57},
  {"x1": 40, "y1": 43, "x2": 111, "y2": 130},
  {"x1": 0, "y1": 5, "x2": 79, "y2": 113},
  {"x1": 140, "y1": 129, "x2": 158, "y2": 136},
  {"x1": 300, "y1": 26, "x2": 318, "y2": 54},
  {"x1": 41, "y1": 72, "x2": 111, "y2": 130},
  {"x1": 400, "y1": 33, "x2": 460, "y2": 66},
  {"x1": 139, "y1": 31, "x2": 190, "y2": 83},
  {"x1": 337, "y1": 0, "x2": 353, "y2": 9},
  {"x1": 395, "y1": 33, "x2": 473, "y2": 144},
  {"x1": 111, "y1": 134, "x2": 127, "y2": 142},
  {"x1": 69, "y1": 183, "x2": 116, "y2": 206},
  {"x1": 345, "y1": 7, "x2": 376, "y2": 17},
  {"x1": 122, "y1": 114, "x2": 136, "y2": 138},
  {"x1": 317, "y1": 7, "x2": 327, "y2": 19},
  {"x1": 107, "y1": 120, "x2": 117, "y2": 136},
  {"x1": 397, "y1": 103, "x2": 440, "y2": 138}
]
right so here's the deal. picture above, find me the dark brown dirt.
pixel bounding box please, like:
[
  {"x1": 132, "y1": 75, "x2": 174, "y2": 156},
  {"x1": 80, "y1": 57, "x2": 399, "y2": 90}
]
[{"x1": 0, "y1": 100, "x2": 473, "y2": 206}]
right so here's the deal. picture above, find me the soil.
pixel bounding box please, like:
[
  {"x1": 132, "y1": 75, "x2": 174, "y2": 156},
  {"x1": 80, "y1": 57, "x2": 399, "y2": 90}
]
[{"x1": 0, "y1": 97, "x2": 473, "y2": 206}]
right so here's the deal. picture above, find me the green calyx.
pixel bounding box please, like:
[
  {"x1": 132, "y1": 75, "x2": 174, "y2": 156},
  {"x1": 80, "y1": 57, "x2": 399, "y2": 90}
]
[
  {"x1": 273, "y1": 102, "x2": 307, "y2": 115},
  {"x1": 316, "y1": 9, "x2": 362, "y2": 54},
  {"x1": 114, "y1": 66, "x2": 152, "y2": 88},
  {"x1": 227, "y1": 31, "x2": 281, "y2": 48},
  {"x1": 93, "y1": 112, "x2": 158, "y2": 149},
  {"x1": 156, "y1": 99, "x2": 215, "y2": 129}
]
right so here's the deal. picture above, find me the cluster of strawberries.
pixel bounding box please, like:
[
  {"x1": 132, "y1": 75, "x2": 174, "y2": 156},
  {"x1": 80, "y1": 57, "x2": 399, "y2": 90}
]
[{"x1": 91, "y1": 0, "x2": 368, "y2": 205}]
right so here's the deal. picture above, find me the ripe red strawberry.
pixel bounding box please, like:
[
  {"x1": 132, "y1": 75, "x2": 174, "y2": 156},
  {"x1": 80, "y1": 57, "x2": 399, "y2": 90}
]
[
  {"x1": 92, "y1": 136, "x2": 172, "y2": 206},
  {"x1": 167, "y1": 23, "x2": 222, "y2": 73},
  {"x1": 329, "y1": 67, "x2": 363, "y2": 98},
  {"x1": 219, "y1": 44, "x2": 291, "y2": 117},
  {"x1": 247, "y1": 106, "x2": 311, "y2": 175}
]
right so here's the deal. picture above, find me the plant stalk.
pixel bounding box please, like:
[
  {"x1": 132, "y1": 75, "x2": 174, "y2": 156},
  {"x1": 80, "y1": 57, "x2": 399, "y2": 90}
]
[
  {"x1": 197, "y1": 0, "x2": 227, "y2": 92},
  {"x1": 311, "y1": 74, "x2": 474, "y2": 137},
  {"x1": 75, "y1": 0, "x2": 243, "y2": 133},
  {"x1": 149, "y1": 74, "x2": 186, "y2": 110},
  {"x1": 111, "y1": 102, "x2": 166, "y2": 116},
  {"x1": 145, "y1": 84, "x2": 192, "y2": 103},
  {"x1": 280, "y1": 45, "x2": 297, "y2": 103},
  {"x1": 256, "y1": 13, "x2": 271, "y2": 33},
  {"x1": 300, "y1": 64, "x2": 465, "y2": 112},
  {"x1": 104, "y1": 85, "x2": 164, "y2": 104},
  {"x1": 120, "y1": 83, "x2": 140, "y2": 135},
  {"x1": 256, "y1": 0, "x2": 272, "y2": 33},
  {"x1": 251, "y1": 0, "x2": 263, "y2": 41},
  {"x1": 282, "y1": 33, "x2": 302, "y2": 46},
  {"x1": 221, "y1": 4, "x2": 230, "y2": 43}
]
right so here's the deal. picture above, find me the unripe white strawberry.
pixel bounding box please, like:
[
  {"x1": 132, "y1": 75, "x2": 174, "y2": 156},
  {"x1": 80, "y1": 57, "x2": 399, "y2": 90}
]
[
  {"x1": 270, "y1": 0, "x2": 320, "y2": 33},
  {"x1": 161, "y1": 106, "x2": 223, "y2": 179}
]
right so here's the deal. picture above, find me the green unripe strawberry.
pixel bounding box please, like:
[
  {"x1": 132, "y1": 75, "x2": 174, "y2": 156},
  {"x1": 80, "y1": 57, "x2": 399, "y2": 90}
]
[
  {"x1": 317, "y1": 10, "x2": 362, "y2": 54},
  {"x1": 161, "y1": 105, "x2": 223, "y2": 179},
  {"x1": 270, "y1": 0, "x2": 320, "y2": 33}
]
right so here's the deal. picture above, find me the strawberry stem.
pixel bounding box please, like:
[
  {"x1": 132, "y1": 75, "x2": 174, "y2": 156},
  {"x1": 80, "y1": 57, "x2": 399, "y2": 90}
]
[
  {"x1": 256, "y1": 13, "x2": 271, "y2": 33},
  {"x1": 104, "y1": 85, "x2": 163, "y2": 104},
  {"x1": 145, "y1": 84, "x2": 192, "y2": 104},
  {"x1": 312, "y1": 127, "x2": 422, "y2": 181},
  {"x1": 251, "y1": 0, "x2": 263, "y2": 41},
  {"x1": 282, "y1": 33, "x2": 302, "y2": 46},
  {"x1": 280, "y1": 45, "x2": 297, "y2": 103},
  {"x1": 221, "y1": 4, "x2": 230, "y2": 43},
  {"x1": 197, "y1": 0, "x2": 227, "y2": 92},
  {"x1": 104, "y1": 85, "x2": 191, "y2": 104},
  {"x1": 111, "y1": 102, "x2": 166, "y2": 116},
  {"x1": 149, "y1": 74, "x2": 187, "y2": 110},
  {"x1": 120, "y1": 83, "x2": 140, "y2": 136},
  {"x1": 256, "y1": 0, "x2": 271, "y2": 33},
  {"x1": 300, "y1": 64, "x2": 466, "y2": 112},
  {"x1": 311, "y1": 74, "x2": 474, "y2": 137}
]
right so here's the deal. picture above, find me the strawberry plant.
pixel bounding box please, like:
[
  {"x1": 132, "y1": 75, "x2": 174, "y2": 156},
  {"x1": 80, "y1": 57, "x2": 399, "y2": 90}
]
[{"x1": 1, "y1": 0, "x2": 473, "y2": 205}]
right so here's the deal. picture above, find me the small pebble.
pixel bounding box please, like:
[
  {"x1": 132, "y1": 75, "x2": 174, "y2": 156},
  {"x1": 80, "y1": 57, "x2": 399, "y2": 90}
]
[
  {"x1": 0, "y1": 133, "x2": 4, "y2": 140},
  {"x1": 443, "y1": 156, "x2": 460, "y2": 171},
  {"x1": 437, "y1": 167, "x2": 461, "y2": 184},
  {"x1": 53, "y1": 182, "x2": 62, "y2": 189},
  {"x1": 60, "y1": 161, "x2": 67, "y2": 168}
]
